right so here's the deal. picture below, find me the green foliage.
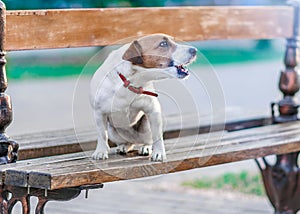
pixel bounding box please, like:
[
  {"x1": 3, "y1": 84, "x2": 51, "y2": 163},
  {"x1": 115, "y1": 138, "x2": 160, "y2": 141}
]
[
  {"x1": 198, "y1": 47, "x2": 282, "y2": 65},
  {"x1": 6, "y1": 60, "x2": 99, "y2": 79},
  {"x1": 182, "y1": 171, "x2": 266, "y2": 196},
  {"x1": 6, "y1": 44, "x2": 282, "y2": 80}
]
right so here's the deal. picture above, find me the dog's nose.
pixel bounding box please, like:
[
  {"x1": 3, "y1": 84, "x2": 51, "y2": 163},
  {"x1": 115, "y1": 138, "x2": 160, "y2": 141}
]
[{"x1": 189, "y1": 47, "x2": 197, "y2": 56}]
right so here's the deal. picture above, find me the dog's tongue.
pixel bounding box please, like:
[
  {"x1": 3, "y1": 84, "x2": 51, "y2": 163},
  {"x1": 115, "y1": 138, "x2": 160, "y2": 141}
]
[{"x1": 176, "y1": 65, "x2": 189, "y2": 75}]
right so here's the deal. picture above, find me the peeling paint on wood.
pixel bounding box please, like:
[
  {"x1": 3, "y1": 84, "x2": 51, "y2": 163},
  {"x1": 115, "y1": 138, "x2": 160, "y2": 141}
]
[{"x1": 7, "y1": 10, "x2": 48, "y2": 16}]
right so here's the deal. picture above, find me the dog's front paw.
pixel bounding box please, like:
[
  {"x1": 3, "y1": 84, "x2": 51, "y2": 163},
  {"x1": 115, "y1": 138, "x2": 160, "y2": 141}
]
[
  {"x1": 92, "y1": 150, "x2": 108, "y2": 160},
  {"x1": 151, "y1": 139, "x2": 167, "y2": 162},
  {"x1": 151, "y1": 151, "x2": 167, "y2": 162},
  {"x1": 138, "y1": 145, "x2": 152, "y2": 156}
]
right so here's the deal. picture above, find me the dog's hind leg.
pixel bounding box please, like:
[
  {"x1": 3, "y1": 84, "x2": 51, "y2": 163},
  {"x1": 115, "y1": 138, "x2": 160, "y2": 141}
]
[
  {"x1": 108, "y1": 123, "x2": 136, "y2": 154},
  {"x1": 108, "y1": 115, "x2": 153, "y2": 156},
  {"x1": 133, "y1": 115, "x2": 153, "y2": 156},
  {"x1": 107, "y1": 123, "x2": 126, "y2": 144}
]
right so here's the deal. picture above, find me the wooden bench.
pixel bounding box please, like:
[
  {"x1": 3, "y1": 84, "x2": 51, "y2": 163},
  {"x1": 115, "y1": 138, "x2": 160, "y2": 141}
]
[{"x1": 0, "y1": 2, "x2": 299, "y2": 214}]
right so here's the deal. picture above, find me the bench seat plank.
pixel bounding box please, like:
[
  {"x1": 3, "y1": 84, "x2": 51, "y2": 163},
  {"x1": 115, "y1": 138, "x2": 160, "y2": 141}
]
[
  {"x1": 2, "y1": 121, "x2": 300, "y2": 190},
  {"x1": 6, "y1": 6, "x2": 293, "y2": 51},
  {"x1": 14, "y1": 117, "x2": 271, "y2": 160},
  {"x1": 14, "y1": 128, "x2": 96, "y2": 160}
]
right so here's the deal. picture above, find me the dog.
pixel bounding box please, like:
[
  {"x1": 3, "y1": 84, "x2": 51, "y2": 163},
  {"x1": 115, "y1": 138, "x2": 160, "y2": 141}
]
[{"x1": 90, "y1": 34, "x2": 197, "y2": 161}]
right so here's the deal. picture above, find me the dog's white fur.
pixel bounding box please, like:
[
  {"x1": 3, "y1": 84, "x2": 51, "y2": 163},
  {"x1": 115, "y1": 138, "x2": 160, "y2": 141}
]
[{"x1": 90, "y1": 34, "x2": 196, "y2": 161}]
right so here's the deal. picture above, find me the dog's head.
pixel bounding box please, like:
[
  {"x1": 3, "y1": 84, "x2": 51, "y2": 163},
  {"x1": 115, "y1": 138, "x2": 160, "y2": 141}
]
[{"x1": 122, "y1": 34, "x2": 197, "y2": 79}]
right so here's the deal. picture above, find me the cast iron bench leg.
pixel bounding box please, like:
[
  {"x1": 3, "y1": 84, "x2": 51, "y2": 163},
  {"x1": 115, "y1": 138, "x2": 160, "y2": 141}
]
[
  {"x1": 0, "y1": 1, "x2": 19, "y2": 165},
  {"x1": 0, "y1": 1, "x2": 19, "y2": 213},
  {"x1": 0, "y1": 184, "x2": 103, "y2": 213},
  {"x1": 256, "y1": 153, "x2": 300, "y2": 214},
  {"x1": 257, "y1": 2, "x2": 300, "y2": 213}
]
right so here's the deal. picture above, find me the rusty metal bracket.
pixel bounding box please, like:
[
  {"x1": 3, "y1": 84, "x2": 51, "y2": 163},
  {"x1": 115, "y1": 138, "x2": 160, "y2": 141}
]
[{"x1": 0, "y1": 183, "x2": 104, "y2": 214}]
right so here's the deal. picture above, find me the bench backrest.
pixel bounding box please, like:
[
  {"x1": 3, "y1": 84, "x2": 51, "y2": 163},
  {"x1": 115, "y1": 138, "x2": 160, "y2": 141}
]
[{"x1": 5, "y1": 6, "x2": 294, "y2": 51}]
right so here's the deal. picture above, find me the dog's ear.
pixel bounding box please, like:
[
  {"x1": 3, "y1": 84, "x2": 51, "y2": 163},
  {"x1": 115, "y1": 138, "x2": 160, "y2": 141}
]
[{"x1": 122, "y1": 40, "x2": 143, "y2": 64}]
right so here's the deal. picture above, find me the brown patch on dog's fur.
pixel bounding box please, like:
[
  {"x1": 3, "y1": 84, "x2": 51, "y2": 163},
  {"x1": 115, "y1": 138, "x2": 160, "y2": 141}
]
[
  {"x1": 123, "y1": 34, "x2": 177, "y2": 68},
  {"x1": 122, "y1": 40, "x2": 143, "y2": 65}
]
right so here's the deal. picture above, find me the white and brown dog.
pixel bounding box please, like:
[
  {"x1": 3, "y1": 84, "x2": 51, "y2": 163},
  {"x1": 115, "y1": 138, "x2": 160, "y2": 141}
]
[{"x1": 90, "y1": 34, "x2": 197, "y2": 162}]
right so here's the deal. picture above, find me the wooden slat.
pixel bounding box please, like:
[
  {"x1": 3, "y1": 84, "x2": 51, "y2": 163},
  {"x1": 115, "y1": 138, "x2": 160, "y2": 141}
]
[
  {"x1": 13, "y1": 117, "x2": 270, "y2": 160},
  {"x1": 45, "y1": 131, "x2": 300, "y2": 190},
  {"x1": 10, "y1": 125, "x2": 300, "y2": 181},
  {"x1": 0, "y1": 116, "x2": 271, "y2": 186},
  {"x1": 5, "y1": 6, "x2": 293, "y2": 51},
  {"x1": 21, "y1": 123, "x2": 300, "y2": 175},
  {"x1": 41, "y1": 129, "x2": 300, "y2": 190},
  {"x1": 2, "y1": 121, "x2": 300, "y2": 190}
]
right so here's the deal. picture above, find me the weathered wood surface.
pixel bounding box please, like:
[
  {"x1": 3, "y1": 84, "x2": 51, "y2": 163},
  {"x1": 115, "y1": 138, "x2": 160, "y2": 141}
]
[
  {"x1": 5, "y1": 6, "x2": 293, "y2": 51},
  {"x1": 13, "y1": 117, "x2": 270, "y2": 160},
  {"x1": 2, "y1": 121, "x2": 300, "y2": 190}
]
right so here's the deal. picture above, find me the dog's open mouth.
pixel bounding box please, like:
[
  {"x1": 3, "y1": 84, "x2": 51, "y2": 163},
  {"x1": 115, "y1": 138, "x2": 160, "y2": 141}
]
[{"x1": 175, "y1": 64, "x2": 189, "y2": 79}]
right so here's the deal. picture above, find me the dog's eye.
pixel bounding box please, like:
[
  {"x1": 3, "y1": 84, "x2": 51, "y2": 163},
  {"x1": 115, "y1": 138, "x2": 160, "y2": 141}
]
[{"x1": 159, "y1": 41, "x2": 168, "y2": 48}]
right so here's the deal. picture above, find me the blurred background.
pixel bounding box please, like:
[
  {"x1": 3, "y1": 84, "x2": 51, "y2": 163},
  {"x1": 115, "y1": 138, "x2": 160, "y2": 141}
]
[
  {"x1": 2, "y1": 0, "x2": 287, "y2": 81},
  {"x1": 3, "y1": 1, "x2": 293, "y2": 213},
  {"x1": 2, "y1": 0, "x2": 288, "y2": 9},
  {"x1": 3, "y1": 0, "x2": 288, "y2": 134}
]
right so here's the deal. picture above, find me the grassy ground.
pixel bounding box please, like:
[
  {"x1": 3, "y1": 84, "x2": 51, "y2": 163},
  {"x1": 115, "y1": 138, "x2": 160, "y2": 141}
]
[
  {"x1": 6, "y1": 41, "x2": 283, "y2": 80},
  {"x1": 182, "y1": 171, "x2": 265, "y2": 196}
]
